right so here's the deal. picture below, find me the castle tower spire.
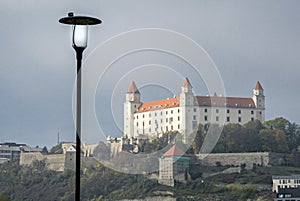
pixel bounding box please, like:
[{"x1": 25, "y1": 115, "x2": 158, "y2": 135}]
[
  {"x1": 182, "y1": 77, "x2": 192, "y2": 88},
  {"x1": 127, "y1": 81, "x2": 140, "y2": 94},
  {"x1": 181, "y1": 77, "x2": 193, "y2": 94},
  {"x1": 253, "y1": 81, "x2": 264, "y2": 96}
]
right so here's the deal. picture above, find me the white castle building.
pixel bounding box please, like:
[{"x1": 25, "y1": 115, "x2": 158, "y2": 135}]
[{"x1": 124, "y1": 78, "x2": 265, "y2": 141}]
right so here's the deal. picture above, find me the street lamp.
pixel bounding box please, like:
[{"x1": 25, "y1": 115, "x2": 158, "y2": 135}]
[{"x1": 59, "y1": 12, "x2": 101, "y2": 201}]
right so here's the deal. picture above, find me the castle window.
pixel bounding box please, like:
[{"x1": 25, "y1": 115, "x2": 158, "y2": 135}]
[
  {"x1": 227, "y1": 117, "x2": 230, "y2": 122},
  {"x1": 204, "y1": 108, "x2": 208, "y2": 113},
  {"x1": 238, "y1": 117, "x2": 242, "y2": 123},
  {"x1": 171, "y1": 110, "x2": 173, "y2": 114},
  {"x1": 178, "y1": 116, "x2": 180, "y2": 121},
  {"x1": 149, "y1": 128, "x2": 151, "y2": 132},
  {"x1": 193, "y1": 115, "x2": 196, "y2": 120},
  {"x1": 137, "y1": 115, "x2": 139, "y2": 119},
  {"x1": 142, "y1": 114, "x2": 145, "y2": 118},
  {"x1": 166, "y1": 126, "x2": 168, "y2": 131},
  {"x1": 171, "y1": 125, "x2": 173, "y2": 130},
  {"x1": 166, "y1": 111, "x2": 168, "y2": 115},
  {"x1": 216, "y1": 109, "x2": 219, "y2": 113},
  {"x1": 149, "y1": 113, "x2": 151, "y2": 117},
  {"x1": 161, "y1": 119, "x2": 163, "y2": 123},
  {"x1": 136, "y1": 122, "x2": 139, "y2": 126},
  {"x1": 204, "y1": 116, "x2": 208, "y2": 121},
  {"x1": 178, "y1": 124, "x2": 180, "y2": 129},
  {"x1": 194, "y1": 108, "x2": 197, "y2": 112},
  {"x1": 259, "y1": 111, "x2": 262, "y2": 115},
  {"x1": 216, "y1": 116, "x2": 219, "y2": 122},
  {"x1": 134, "y1": 105, "x2": 136, "y2": 108},
  {"x1": 149, "y1": 120, "x2": 151, "y2": 125},
  {"x1": 169, "y1": 117, "x2": 173, "y2": 123},
  {"x1": 142, "y1": 122, "x2": 144, "y2": 126},
  {"x1": 161, "y1": 112, "x2": 163, "y2": 116},
  {"x1": 251, "y1": 110, "x2": 254, "y2": 115},
  {"x1": 155, "y1": 112, "x2": 157, "y2": 117},
  {"x1": 227, "y1": 109, "x2": 230, "y2": 114},
  {"x1": 251, "y1": 117, "x2": 254, "y2": 121},
  {"x1": 178, "y1": 109, "x2": 180, "y2": 113},
  {"x1": 238, "y1": 110, "x2": 241, "y2": 114},
  {"x1": 166, "y1": 118, "x2": 168, "y2": 123}
]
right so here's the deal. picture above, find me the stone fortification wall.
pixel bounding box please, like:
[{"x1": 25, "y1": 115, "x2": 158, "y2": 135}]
[
  {"x1": 45, "y1": 154, "x2": 65, "y2": 171},
  {"x1": 197, "y1": 152, "x2": 271, "y2": 169},
  {"x1": 20, "y1": 152, "x2": 44, "y2": 166},
  {"x1": 20, "y1": 152, "x2": 65, "y2": 172}
]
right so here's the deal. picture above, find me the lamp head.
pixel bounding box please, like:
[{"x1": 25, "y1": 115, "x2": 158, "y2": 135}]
[{"x1": 59, "y1": 12, "x2": 102, "y2": 49}]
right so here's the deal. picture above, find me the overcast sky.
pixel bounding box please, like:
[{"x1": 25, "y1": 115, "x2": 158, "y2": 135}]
[{"x1": 0, "y1": 0, "x2": 300, "y2": 148}]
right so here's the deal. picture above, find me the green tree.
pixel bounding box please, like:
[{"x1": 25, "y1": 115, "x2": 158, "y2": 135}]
[{"x1": 265, "y1": 117, "x2": 289, "y2": 131}]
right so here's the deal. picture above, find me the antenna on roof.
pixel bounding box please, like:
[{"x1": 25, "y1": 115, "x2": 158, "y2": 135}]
[{"x1": 57, "y1": 132, "x2": 60, "y2": 145}]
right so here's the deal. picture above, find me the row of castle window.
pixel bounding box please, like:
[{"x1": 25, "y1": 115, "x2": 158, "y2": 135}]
[
  {"x1": 136, "y1": 117, "x2": 180, "y2": 127},
  {"x1": 136, "y1": 109, "x2": 256, "y2": 119},
  {"x1": 141, "y1": 124, "x2": 180, "y2": 133},
  {"x1": 202, "y1": 108, "x2": 255, "y2": 115},
  {"x1": 136, "y1": 109, "x2": 180, "y2": 119},
  {"x1": 193, "y1": 115, "x2": 254, "y2": 123}
]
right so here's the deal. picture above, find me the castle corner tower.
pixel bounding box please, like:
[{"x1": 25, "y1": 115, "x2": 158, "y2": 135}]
[
  {"x1": 179, "y1": 78, "x2": 196, "y2": 143},
  {"x1": 124, "y1": 81, "x2": 141, "y2": 138},
  {"x1": 252, "y1": 81, "x2": 265, "y2": 122}
]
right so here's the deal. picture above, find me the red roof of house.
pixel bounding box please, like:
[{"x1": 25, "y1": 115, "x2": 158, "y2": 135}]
[
  {"x1": 163, "y1": 145, "x2": 187, "y2": 157},
  {"x1": 254, "y1": 81, "x2": 263, "y2": 90},
  {"x1": 196, "y1": 96, "x2": 256, "y2": 108},
  {"x1": 127, "y1": 81, "x2": 140, "y2": 93},
  {"x1": 137, "y1": 97, "x2": 179, "y2": 113}
]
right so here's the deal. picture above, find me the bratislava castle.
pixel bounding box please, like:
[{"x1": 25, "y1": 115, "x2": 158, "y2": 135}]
[{"x1": 124, "y1": 78, "x2": 265, "y2": 140}]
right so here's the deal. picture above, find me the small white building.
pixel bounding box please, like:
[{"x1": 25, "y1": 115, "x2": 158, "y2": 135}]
[
  {"x1": 124, "y1": 78, "x2": 265, "y2": 142},
  {"x1": 272, "y1": 175, "x2": 300, "y2": 193}
]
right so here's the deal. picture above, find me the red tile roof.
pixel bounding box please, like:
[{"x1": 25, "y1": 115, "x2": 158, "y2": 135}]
[
  {"x1": 163, "y1": 145, "x2": 187, "y2": 157},
  {"x1": 137, "y1": 97, "x2": 179, "y2": 113},
  {"x1": 182, "y1": 77, "x2": 192, "y2": 87},
  {"x1": 127, "y1": 81, "x2": 140, "y2": 93},
  {"x1": 196, "y1": 96, "x2": 256, "y2": 108},
  {"x1": 254, "y1": 81, "x2": 263, "y2": 90}
]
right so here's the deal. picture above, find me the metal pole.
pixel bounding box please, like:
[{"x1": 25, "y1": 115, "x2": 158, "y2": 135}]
[{"x1": 75, "y1": 47, "x2": 84, "y2": 201}]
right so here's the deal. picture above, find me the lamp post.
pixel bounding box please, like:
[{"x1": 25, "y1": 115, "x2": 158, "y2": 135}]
[{"x1": 59, "y1": 12, "x2": 101, "y2": 201}]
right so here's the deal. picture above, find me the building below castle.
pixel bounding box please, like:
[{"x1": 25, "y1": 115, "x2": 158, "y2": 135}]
[
  {"x1": 159, "y1": 145, "x2": 190, "y2": 187},
  {"x1": 124, "y1": 78, "x2": 265, "y2": 142},
  {"x1": 0, "y1": 142, "x2": 43, "y2": 165}
]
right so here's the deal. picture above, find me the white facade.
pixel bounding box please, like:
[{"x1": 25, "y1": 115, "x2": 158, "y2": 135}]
[
  {"x1": 272, "y1": 175, "x2": 300, "y2": 193},
  {"x1": 123, "y1": 78, "x2": 265, "y2": 141}
]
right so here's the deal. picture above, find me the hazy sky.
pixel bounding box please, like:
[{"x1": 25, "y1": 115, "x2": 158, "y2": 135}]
[{"x1": 0, "y1": 0, "x2": 300, "y2": 148}]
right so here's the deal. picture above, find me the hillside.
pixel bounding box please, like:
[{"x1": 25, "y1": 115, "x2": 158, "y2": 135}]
[{"x1": 1, "y1": 159, "x2": 300, "y2": 201}]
